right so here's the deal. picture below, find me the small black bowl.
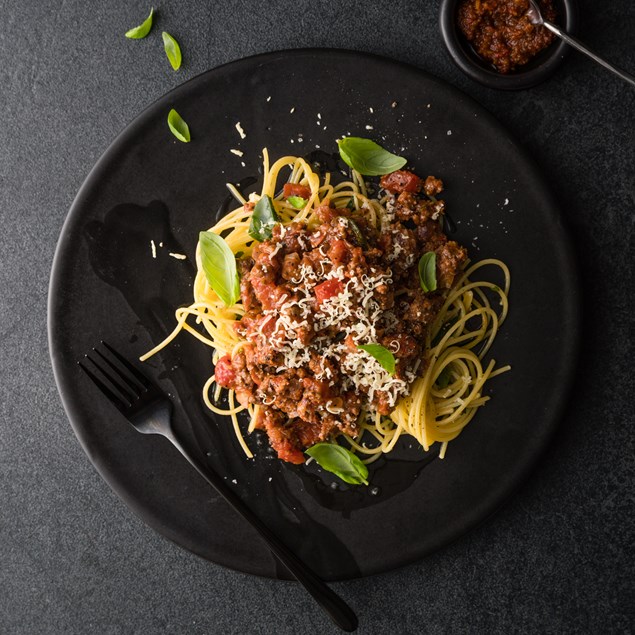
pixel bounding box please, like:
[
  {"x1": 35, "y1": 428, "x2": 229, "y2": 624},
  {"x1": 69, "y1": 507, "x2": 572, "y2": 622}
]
[{"x1": 439, "y1": 0, "x2": 578, "y2": 90}]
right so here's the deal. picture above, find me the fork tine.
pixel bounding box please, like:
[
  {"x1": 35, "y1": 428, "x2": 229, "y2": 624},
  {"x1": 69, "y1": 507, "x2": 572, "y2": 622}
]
[
  {"x1": 85, "y1": 353, "x2": 140, "y2": 403},
  {"x1": 102, "y1": 340, "x2": 152, "y2": 389},
  {"x1": 78, "y1": 360, "x2": 129, "y2": 411},
  {"x1": 93, "y1": 348, "x2": 142, "y2": 400}
]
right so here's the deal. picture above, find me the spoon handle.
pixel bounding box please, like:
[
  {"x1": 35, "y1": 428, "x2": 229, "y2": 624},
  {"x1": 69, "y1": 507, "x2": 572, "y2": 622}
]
[{"x1": 543, "y1": 21, "x2": 635, "y2": 88}]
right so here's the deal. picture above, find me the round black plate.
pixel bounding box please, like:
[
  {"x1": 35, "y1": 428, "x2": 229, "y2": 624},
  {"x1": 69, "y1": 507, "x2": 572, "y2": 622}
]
[{"x1": 49, "y1": 49, "x2": 579, "y2": 581}]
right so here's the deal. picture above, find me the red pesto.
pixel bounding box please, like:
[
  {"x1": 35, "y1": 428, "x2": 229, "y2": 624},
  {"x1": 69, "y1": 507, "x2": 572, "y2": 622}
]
[{"x1": 457, "y1": 0, "x2": 557, "y2": 74}]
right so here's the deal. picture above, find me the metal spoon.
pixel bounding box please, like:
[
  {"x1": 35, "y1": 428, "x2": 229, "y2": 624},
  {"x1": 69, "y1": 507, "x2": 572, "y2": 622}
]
[{"x1": 526, "y1": 0, "x2": 635, "y2": 88}]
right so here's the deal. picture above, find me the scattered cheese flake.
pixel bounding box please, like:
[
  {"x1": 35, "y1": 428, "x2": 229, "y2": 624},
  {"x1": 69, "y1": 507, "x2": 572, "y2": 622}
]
[
  {"x1": 447, "y1": 130, "x2": 452, "y2": 135},
  {"x1": 159, "y1": 241, "x2": 163, "y2": 248},
  {"x1": 290, "y1": 107, "x2": 295, "y2": 113},
  {"x1": 504, "y1": 198, "x2": 509, "y2": 206},
  {"x1": 241, "y1": 161, "x2": 245, "y2": 167},
  {"x1": 150, "y1": 240, "x2": 156, "y2": 259},
  {"x1": 369, "y1": 107, "x2": 374, "y2": 113},
  {"x1": 169, "y1": 252, "x2": 187, "y2": 260},
  {"x1": 235, "y1": 122, "x2": 246, "y2": 139},
  {"x1": 230, "y1": 148, "x2": 244, "y2": 157},
  {"x1": 365, "y1": 125, "x2": 374, "y2": 130},
  {"x1": 317, "y1": 113, "x2": 321, "y2": 119}
]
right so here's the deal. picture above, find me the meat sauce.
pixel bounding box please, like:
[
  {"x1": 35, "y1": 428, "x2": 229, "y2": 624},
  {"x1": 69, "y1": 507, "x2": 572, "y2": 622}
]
[
  {"x1": 458, "y1": 0, "x2": 557, "y2": 74},
  {"x1": 215, "y1": 170, "x2": 467, "y2": 464}
]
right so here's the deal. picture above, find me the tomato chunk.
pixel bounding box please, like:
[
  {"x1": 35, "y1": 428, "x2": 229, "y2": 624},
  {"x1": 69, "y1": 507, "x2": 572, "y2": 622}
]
[
  {"x1": 214, "y1": 355, "x2": 235, "y2": 388},
  {"x1": 283, "y1": 183, "x2": 312, "y2": 199},
  {"x1": 314, "y1": 278, "x2": 344, "y2": 304},
  {"x1": 380, "y1": 170, "x2": 422, "y2": 194}
]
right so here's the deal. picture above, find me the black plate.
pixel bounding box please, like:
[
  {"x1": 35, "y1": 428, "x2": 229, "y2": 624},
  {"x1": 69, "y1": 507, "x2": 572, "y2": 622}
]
[{"x1": 48, "y1": 49, "x2": 579, "y2": 581}]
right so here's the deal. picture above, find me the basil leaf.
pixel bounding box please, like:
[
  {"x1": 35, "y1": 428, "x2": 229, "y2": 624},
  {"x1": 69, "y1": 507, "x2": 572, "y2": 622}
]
[
  {"x1": 357, "y1": 343, "x2": 396, "y2": 375},
  {"x1": 125, "y1": 8, "x2": 154, "y2": 39},
  {"x1": 198, "y1": 231, "x2": 240, "y2": 306},
  {"x1": 347, "y1": 218, "x2": 367, "y2": 248},
  {"x1": 418, "y1": 251, "x2": 437, "y2": 293},
  {"x1": 287, "y1": 196, "x2": 307, "y2": 209},
  {"x1": 167, "y1": 109, "x2": 190, "y2": 142},
  {"x1": 337, "y1": 137, "x2": 407, "y2": 176},
  {"x1": 162, "y1": 31, "x2": 182, "y2": 70},
  {"x1": 436, "y1": 366, "x2": 452, "y2": 389},
  {"x1": 306, "y1": 443, "x2": 369, "y2": 486},
  {"x1": 249, "y1": 195, "x2": 280, "y2": 242}
]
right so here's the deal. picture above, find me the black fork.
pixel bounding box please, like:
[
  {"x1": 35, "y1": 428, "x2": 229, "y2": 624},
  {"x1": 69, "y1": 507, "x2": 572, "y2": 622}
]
[{"x1": 79, "y1": 342, "x2": 358, "y2": 633}]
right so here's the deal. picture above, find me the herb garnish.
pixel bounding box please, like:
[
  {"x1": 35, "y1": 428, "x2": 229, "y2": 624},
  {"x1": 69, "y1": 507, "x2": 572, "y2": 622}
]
[
  {"x1": 198, "y1": 231, "x2": 240, "y2": 306},
  {"x1": 248, "y1": 195, "x2": 280, "y2": 242},
  {"x1": 125, "y1": 8, "x2": 154, "y2": 39},
  {"x1": 306, "y1": 443, "x2": 369, "y2": 485},
  {"x1": 167, "y1": 109, "x2": 190, "y2": 142},
  {"x1": 436, "y1": 366, "x2": 452, "y2": 389},
  {"x1": 357, "y1": 343, "x2": 396, "y2": 375},
  {"x1": 337, "y1": 137, "x2": 407, "y2": 176},
  {"x1": 162, "y1": 31, "x2": 182, "y2": 70},
  {"x1": 287, "y1": 196, "x2": 307, "y2": 209},
  {"x1": 347, "y1": 218, "x2": 367, "y2": 248},
  {"x1": 418, "y1": 251, "x2": 437, "y2": 293}
]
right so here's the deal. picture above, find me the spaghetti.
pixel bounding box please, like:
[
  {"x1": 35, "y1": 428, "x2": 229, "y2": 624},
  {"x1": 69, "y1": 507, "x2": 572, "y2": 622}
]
[{"x1": 141, "y1": 150, "x2": 510, "y2": 465}]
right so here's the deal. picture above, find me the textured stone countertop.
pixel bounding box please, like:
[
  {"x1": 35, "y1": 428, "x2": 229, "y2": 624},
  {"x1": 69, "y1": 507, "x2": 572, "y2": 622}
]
[{"x1": 1, "y1": 1, "x2": 633, "y2": 633}]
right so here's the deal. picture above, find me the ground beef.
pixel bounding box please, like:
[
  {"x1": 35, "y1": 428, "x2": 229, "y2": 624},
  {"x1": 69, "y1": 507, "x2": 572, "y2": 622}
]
[
  {"x1": 458, "y1": 0, "x2": 557, "y2": 74},
  {"x1": 215, "y1": 170, "x2": 468, "y2": 463}
]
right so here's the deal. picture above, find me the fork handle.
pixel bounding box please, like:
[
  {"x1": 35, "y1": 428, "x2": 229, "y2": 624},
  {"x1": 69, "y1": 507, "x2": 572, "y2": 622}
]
[{"x1": 163, "y1": 430, "x2": 358, "y2": 632}]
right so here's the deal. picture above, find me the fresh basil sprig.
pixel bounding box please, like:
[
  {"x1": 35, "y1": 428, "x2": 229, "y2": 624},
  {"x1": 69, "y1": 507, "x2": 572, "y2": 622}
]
[
  {"x1": 125, "y1": 8, "x2": 154, "y2": 39},
  {"x1": 162, "y1": 31, "x2": 182, "y2": 70},
  {"x1": 357, "y1": 343, "x2": 396, "y2": 375},
  {"x1": 198, "y1": 231, "x2": 240, "y2": 306},
  {"x1": 249, "y1": 195, "x2": 280, "y2": 241},
  {"x1": 306, "y1": 443, "x2": 369, "y2": 486},
  {"x1": 287, "y1": 196, "x2": 306, "y2": 209},
  {"x1": 167, "y1": 109, "x2": 190, "y2": 142},
  {"x1": 337, "y1": 137, "x2": 407, "y2": 176},
  {"x1": 418, "y1": 251, "x2": 437, "y2": 293}
]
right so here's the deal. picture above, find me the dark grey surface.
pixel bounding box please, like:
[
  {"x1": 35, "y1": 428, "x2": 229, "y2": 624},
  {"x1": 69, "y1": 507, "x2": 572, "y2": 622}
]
[{"x1": 0, "y1": 0, "x2": 633, "y2": 633}]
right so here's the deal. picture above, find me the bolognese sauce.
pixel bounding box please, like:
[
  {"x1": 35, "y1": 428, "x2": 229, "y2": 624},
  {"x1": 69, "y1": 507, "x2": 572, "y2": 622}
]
[
  {"x1": 458, "y1": 0, "x2": 557, "y2": 74},
  {"x1": 214, "y1": 170, "x2": 467, "y2": 464}
]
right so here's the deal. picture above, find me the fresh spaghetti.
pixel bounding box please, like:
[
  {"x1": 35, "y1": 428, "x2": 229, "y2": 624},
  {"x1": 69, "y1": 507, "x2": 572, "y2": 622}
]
[{"x1": 141, "y1": 148, "x2": 510, "y2": 468}]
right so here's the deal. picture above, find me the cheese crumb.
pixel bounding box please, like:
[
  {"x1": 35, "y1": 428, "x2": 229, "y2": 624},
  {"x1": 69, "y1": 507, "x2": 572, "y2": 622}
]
[
  {"x1": 365, "y1": 125, "x2": 374, "y2": 130},
  {"x1": 169, "y1": 252, "x2": 187, "y2": 260},
  {"x1": 150, "y1": 240, "x2": 156, "y2": 259},
  {"x1": 230, "y1": 148, "x2": 244, "y2": 157},
  {"x1": 266, "y1": 96, "x2": 271, "y2": 102},
  {"x1": 235, "y1": 122, "x2": 246, "y2": 139},
  {"x1": 290, "y1": 107, "x2": 295, "y2": 114}
]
